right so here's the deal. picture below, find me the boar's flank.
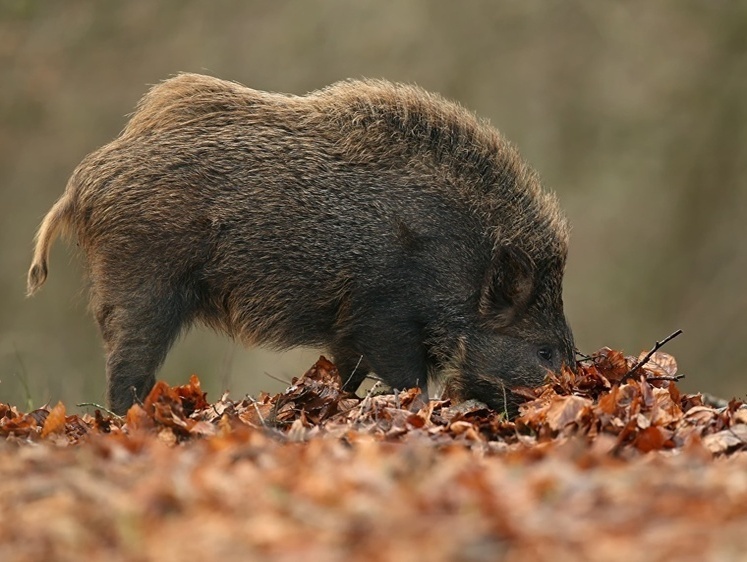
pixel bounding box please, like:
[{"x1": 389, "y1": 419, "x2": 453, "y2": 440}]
[{"x1": 28, "y1": 73, "x2": 574, "y2": 415}]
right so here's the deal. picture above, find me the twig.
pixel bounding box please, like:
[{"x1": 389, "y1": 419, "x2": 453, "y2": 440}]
[
  {"x1": 343, "y1": 381, "x2": 383, "y2": 422},
  {"x1": 244, "y1": 395, "x2": 267, "y2": 426},
  {"x1": 621, "y1": 329, "x2": 683, "y2": 383},
  {"x1": 342, "y1": 355, "x2": 365, "y2": 389},
  {"x1": 500, "y1": 380, "x2": 510, "y2": 419},
  {"x1": 263, "y1": 371, "x2": 292, "y2": 386},
  {"x1": 12, "y1": 344, "x2": 34, "y2": 412},
  {"x1": 646, "y1": 374, "x2": 686, "y2": 383},
  {"x1": 130, "y1": 385, "x2": 145, "y2": 409},
  {"x1": 236, "y1": 399, "x2": 287, "y2": 440},
  {"x1": 77, "y1": 403, "x2": 121, "y2": 418},
  {"x1": 210, "y1": 391, "x2": 233, "y2": 418}
]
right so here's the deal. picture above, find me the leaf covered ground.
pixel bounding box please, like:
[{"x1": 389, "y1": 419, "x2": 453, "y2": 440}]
[{"x1": 2, "y1": 348, "x2": 747, "y2": 562}]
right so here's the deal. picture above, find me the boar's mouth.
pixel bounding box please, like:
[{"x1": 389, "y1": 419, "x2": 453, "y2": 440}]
[
  {"x1": 483, "y1": 390, "x2": 528, "y2": 418},
  {"x1": 456, "y1": 376, "x2": 529, "y2": 418}
]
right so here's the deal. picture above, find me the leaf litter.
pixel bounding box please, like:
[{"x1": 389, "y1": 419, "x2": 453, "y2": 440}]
[{"x1": 1, "y1": 349, "x2": 746, "y2": 561}]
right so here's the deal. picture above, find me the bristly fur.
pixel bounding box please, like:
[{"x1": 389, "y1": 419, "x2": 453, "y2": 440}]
[
  {"x1": 120, "y1": 74, "x2": 568, "y2": 263},
  {"x1": 28, "y1": 73, "x2": 574, "y2": 414}
]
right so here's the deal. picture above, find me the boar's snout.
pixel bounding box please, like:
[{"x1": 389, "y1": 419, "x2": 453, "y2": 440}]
[{"x1": 454, "y1": 313, "x2": 575, "y2": 413}]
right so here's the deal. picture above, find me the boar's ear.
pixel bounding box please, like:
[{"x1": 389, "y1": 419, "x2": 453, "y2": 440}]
[{"x1": 479, "y1": 245, "x2": 535, "y2": 326}]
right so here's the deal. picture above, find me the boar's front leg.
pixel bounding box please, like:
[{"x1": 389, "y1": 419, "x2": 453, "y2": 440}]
[
  {"x1": 330, "y1": 339, "x2": 371, "y2": 392},
  {"x1": 91, "y1": 282, "x2": 189, "y2": 415},
  {"x1": 350, "y1": 315, "x2": 430, "y2": 399}
]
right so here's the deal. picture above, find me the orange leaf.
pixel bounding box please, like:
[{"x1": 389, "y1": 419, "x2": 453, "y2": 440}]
[
  {"x1": 125, "y1": 403, "x2": 153, "y2": 431},
  {"x1": 407, "y1": 413, "x2": 426, "y2": 428},
  {"x1": 634, "y1": 425, "x2": 667, "y2": 453},
  {"x1": 597, "y1": 386, "x2": 620, "y2": 415},
  {"x1": 144, "y1": 381, "x2": 180, "y2": 414},
  {"x1": 175, "y1": 374, "x2": 209, "y2": 413},
  {"x1": 592, "y1": 347, "x2": 629, "y2": 382},
  {"x1": 41, "y1": 402, "x2": 66, "y2": 437}
]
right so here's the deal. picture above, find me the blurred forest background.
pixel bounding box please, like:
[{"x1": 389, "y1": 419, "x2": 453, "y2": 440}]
[{"x1": 1, "y1": 1, "x2": 745, "y2": 409}]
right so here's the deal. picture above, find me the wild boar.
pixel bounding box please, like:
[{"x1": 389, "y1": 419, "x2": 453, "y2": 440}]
[{"x1": 28, "y1": 73, "x2": 575, "y2": 415}]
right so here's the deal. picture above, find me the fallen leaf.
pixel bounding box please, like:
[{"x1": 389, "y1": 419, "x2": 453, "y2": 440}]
[
  {"x1": 634, "y1": 426, "x2": 668, "y2": 452},
  {"x1": 41, "y1": 402, "x2": 66, "y2": 437},
  {"x1": 640, "y1": 351, "x2": 678, "y2": 378},
  {"x1": 545, "y1": 395, "x2": 591, "y2": 431},
  {"x1": 702, "y1": 425, "x2": 747, "y2": 454}
]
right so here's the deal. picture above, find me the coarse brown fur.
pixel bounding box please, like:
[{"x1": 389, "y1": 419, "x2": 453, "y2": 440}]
[{"x1": 28, "y1": 73, "x2": 574, "y2": 415}]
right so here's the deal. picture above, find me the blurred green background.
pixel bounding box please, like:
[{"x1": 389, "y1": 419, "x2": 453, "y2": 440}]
[{"x1": 1, "y1": 1, "x2": 745, "y2": 409}]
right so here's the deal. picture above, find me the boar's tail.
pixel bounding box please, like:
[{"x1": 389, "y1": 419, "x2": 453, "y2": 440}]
[{"x1": 27, "y1": 192, "x2": 74, "y2": 296}]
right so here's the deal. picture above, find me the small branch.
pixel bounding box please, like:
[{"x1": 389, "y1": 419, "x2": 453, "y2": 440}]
[
  {"x1": 342, "y1": 381, "x2": 383, "y2": 421},
  {"x1": 342, "y1": 355, "x2": 365, "y2": 389},
  {"x1": 77, "y1": 402, "x2": 121, "y2": 418},
  {"x1": 263, "y1": 371, "x2": 292, "y2": 386},
  {"x1": 621, "y1": 329, "x2": 683, "y2": 383},
  {"x1": 130, "y1": 385, "x2": 145, "y2": 409},
  {"x1": 13, "y1": 343, "x2": 34, "y2": 412},
  {"x1": 646, "y1": 374, "x2": 686, "y2": 383},
  {"x1": 501, "y1": 381, "x2": 509, "y2": 419},
  {"x1": 245, "y1": 395, "x2": 267, "y2": 426}
]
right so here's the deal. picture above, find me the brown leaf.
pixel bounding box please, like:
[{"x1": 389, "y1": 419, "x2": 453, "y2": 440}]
[
  {"x1": 591, "y1": 347, "x2": 630, "y2": 383},
  {"x1": 157, "y1": 427, "x2": 178, "y2": 446},
  {"x1": 649, "y1": 387, "x2": 683, "y2": 427},
  {"x1": 448, "y1": 420, "x2": 483, "y2": 441},
  {"x1": 406, "y1": 413, "x2": 427, "y2": 429},
  {"x1": 702, "y1": 425, "x2": 747, "y2": 454},
  {"x1": 125, "y1": 403, "x2": 153, "y2": 432},
  {"x1": 640, "y1": 351, "x2": 678, "y2": 378},
  {"x1": 238, "y1": 398, "x2": 275, "y2": 427},
  {"x1": 175, "y1": 374, "x2": 209, "y2": 414},
  {"x1": 597, "y1": 386, "x2": 620, "y2": 416},
  {"x1": 93, "y1": 410, "x2": 112, "y2": 433},
  {"x1": 298, "y1": 355, "x2": 343, "y2": 389},
  {"x1": 684, "y1": 405, "x2": 718, "y2": 424},
  {"x1": 397, "y1": 387, "x2": 423, "y2": 410},
  {"x1": 733, "y1": 408, "x2": 747, "y2": 425},
  {"x1": 545, "y1": 395, "x2": 592, "y2": 431}
]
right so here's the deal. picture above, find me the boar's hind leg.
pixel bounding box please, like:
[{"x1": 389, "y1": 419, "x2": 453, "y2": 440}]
[{"x1": 92, "y1": 288, "x2": 189, "y2": 415}]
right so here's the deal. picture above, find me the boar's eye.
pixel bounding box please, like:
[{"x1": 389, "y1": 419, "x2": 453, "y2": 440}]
[{"x1": 537, "y1": 346, "x2": 554, "y2": 364}]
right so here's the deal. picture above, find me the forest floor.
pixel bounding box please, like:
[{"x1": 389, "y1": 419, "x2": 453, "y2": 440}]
[{"x1": 2, "y1": 348, "x2": 746, "y2": 562}]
